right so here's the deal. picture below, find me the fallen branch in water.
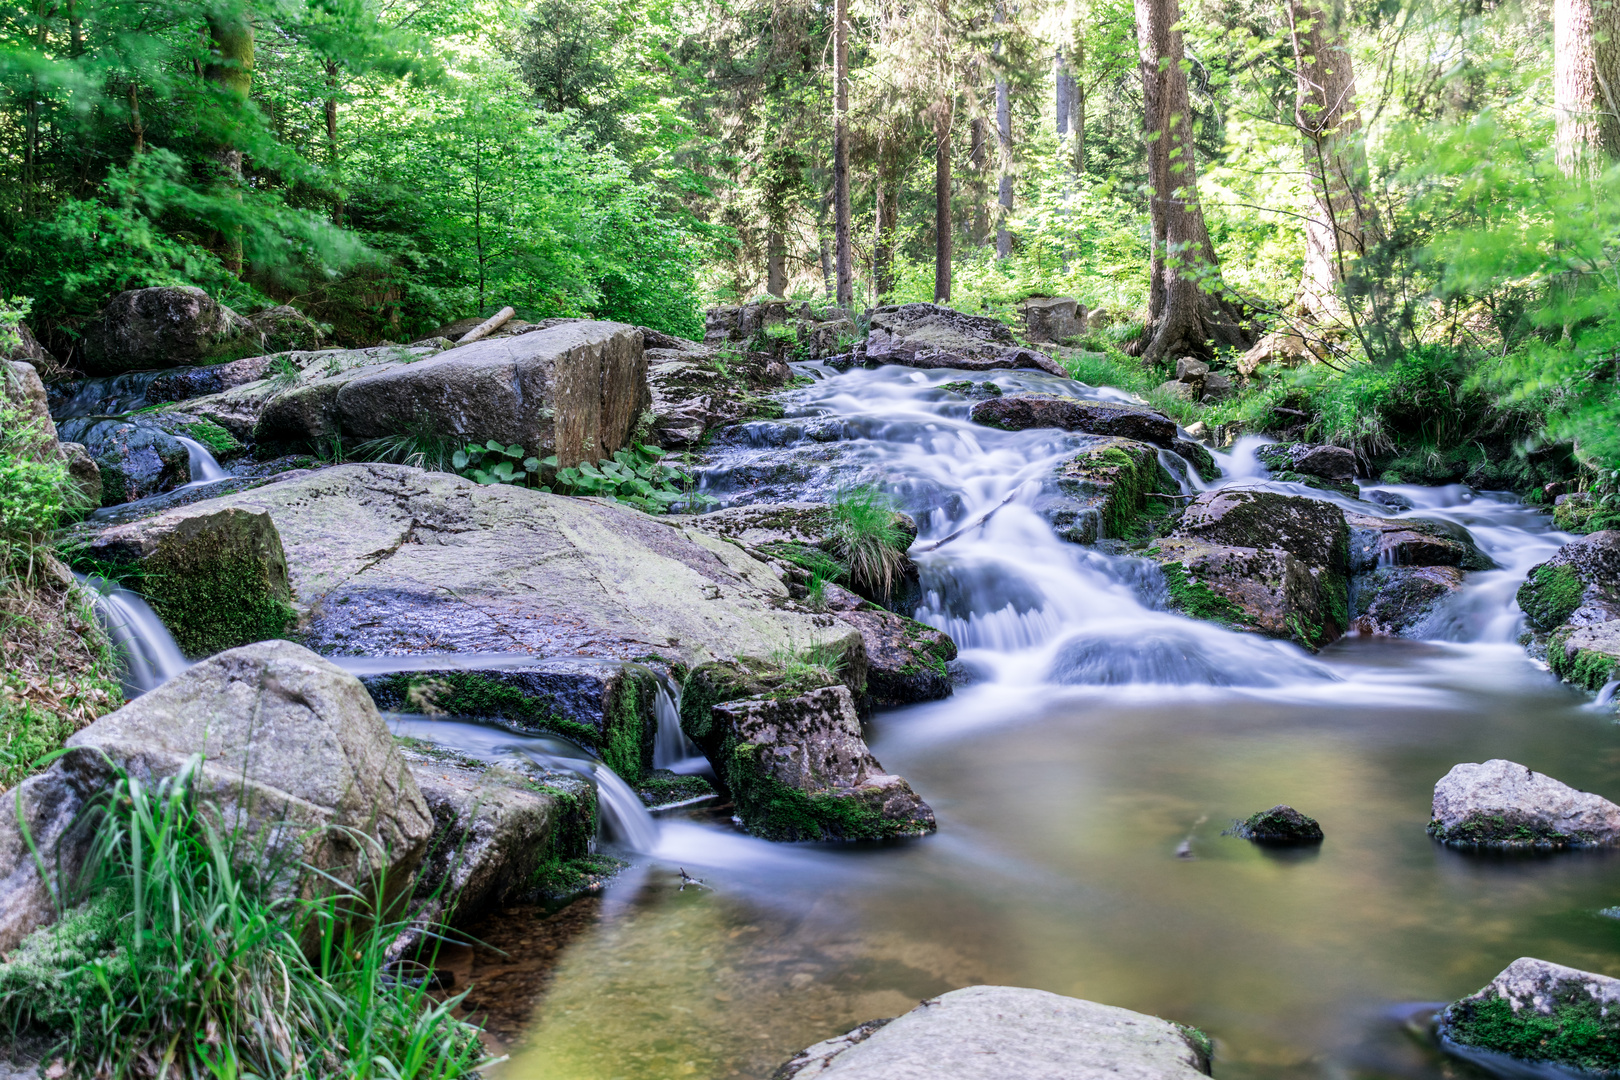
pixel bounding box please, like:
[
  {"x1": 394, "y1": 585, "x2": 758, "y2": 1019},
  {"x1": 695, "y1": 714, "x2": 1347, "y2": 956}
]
[
  {"x1": 910, "y1": 487, "x2": 1024, "y2": 554},
  {"x1": 1146, "y1": 492, "x2": 1195, "y2": 500}
]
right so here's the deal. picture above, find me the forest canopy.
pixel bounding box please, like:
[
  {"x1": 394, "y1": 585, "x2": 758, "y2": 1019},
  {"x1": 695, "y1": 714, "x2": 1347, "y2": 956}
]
[{"x1": 2, "y1": 0, "x2": 1619, "y2": 484}]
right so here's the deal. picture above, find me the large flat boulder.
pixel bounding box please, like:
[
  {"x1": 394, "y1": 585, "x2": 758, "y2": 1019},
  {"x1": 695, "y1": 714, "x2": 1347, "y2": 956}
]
[
  {"x1": 773, "y1": 985, "x2": 1211, "y2": 1080},
  {"x1": 109, "y1": 463, "x2": 859, "y2": 670},
  {"x1": 1437, "y1": 958, "x2": 1620, "y2": 1074},
  {"x1": 81, "y1": 287, "x2": 250, "y2": 374},
  {"x1": 863, "y1": 303, "x2": 1067, "y2": 376},
  {"x1": 1149, "y1": 488, "x2": 1351, "y2": 650},
  {"x1": 1428, "y1": 759, "x2": 1620, "y2": 849},
  {"x1": 335, "y1": 321, "x2": 650, "y2": 468},
  {"x1": 0, "y1": 641, "x2": 434, "y2": 951},
  {"x1": 970, "y1": 394, "x2": 1178, "y2": 447}
]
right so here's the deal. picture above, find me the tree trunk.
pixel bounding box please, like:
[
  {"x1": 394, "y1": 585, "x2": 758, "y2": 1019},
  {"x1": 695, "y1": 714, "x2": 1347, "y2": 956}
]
[
  {"x1": 767, "y1": 227, "x2": 788, "y2": 296},
  {"x1": 1055, "y1": 52, "x2": 1070, "y2": 135},
  {"x1": 934, "y1": 99, "x2": 954, "y2": 303},
  {"x1": 1132, "y1": 0, "x2": 1251, "y2": 363},
  {"x1": 1288, "y1": 1, "x2": 1372, "y2": 321},
  {"x1": 1556, "y1": 0, "x2": 1620, "y2": 175},
  {"x1": 834, "y1": 0, "x2": 854, "y2": 309},
  {"x1": 1075, "y1": 81, "x2": 1086, "y2": 173},
  {"x1": 129, "y1": 82, "x2": 145, "y2": 157},
  {"x1": 969, "y1": 117, "x2": 988, "y2": 246},
  {"x1": 206, "y1": 6, "x2": 254, "y2": 276},
  {"x1": 995, "y1": 74, "x2": 1011, "y2": 259},
  {"x1": 325, "y1": 59, "x2": 343, "y2": 226},
  {"x1": 874, "y1": 145, "x2": 900, "y2": 299}
]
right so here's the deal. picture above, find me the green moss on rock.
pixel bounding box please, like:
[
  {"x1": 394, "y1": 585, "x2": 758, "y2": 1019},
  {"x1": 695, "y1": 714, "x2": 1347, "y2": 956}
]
[
  {"x1": 1160, "y1": 561, "x2": 1247, "y2": 626},
  {"x1": 1427, "y1": 811, "x2": 1581, "y2": 849},
  {"x1": 137, "y1": 509, "x2": 297, "y2": 657},
  {"x1": 1443, "y1": 985, "x2": 1620, "y2": 1072},
  {"x1": 1518, "y1": 564, "x2": 1586, "y2": 634}
]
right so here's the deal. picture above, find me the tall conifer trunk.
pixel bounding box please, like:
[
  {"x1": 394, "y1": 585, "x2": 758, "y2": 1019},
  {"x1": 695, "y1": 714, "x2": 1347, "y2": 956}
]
[
  {"x1": 1556, "y1": 0, "x2": 1620, "y2": 175},
  {"x1": 206, "y1": 4, "x2": 254, "y2": 276},
  {"x1": 1131, "y1": 0, "x2": 1250, "y2": 362},
  {"x1": 834, "y1": 0, "x2": 854, "y2": 308},
  {"x1": 934, "y1": 97, "x2": 954, "y2": 302},
  {"x1": 1288, "y1": 1, "x2": 1372, "y2": 320}
]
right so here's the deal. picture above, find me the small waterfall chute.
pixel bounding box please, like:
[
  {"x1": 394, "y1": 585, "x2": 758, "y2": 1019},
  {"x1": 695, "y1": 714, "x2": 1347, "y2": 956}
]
[
  {"x1": 173, "y1": 436, "x2": 228, "y2": 486},
  {"x1": 79, "y1": 575, "x2": 189, "y2": 694},
  {"x1": 385, "y1": 714, "x2": 660, "y2": 853},
  {"x1": 650, "y1": 677, "x2": 704, "y2": 772}
]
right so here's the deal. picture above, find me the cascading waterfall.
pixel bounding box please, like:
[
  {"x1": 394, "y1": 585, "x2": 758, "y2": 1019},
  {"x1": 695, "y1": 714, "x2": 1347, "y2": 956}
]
[
  {"x1": 385, "y1": 715, "x2": 659, "y2": 852},
  {"x1": 651, "y1": 678, "x2": 703, "y2": 771},
  {"x1": 697, "y1": 364, "x2": 1566, "y2": 686},
  {"x1": 78, "y1": 574, "x2": 189, "y2": 694}
]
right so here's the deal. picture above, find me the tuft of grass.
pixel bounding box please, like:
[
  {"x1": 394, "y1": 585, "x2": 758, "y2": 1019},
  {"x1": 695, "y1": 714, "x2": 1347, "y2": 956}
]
[
  {"x1": 827, "y1": 486, "x2": 910, "y2": 599},
  {"x1": 0, "y1": 758, "x2": 489, "y2": 1080},
  {"x1": 349, "y1": 427, "x2": 462, "y2": 473}
]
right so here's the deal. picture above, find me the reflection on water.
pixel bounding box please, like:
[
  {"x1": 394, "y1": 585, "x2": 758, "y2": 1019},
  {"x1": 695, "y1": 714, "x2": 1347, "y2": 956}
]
[
  {"x1": 503, "y1": 646, "x2": 1620, "y2": 1080},
  {"x1": 407, "y1": 363, "x2": 1615, "y2": 1080}
]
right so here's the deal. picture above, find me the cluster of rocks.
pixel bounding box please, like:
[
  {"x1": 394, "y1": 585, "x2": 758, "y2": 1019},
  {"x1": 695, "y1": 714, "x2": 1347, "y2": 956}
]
[
  {"x1": 1155, "y1": 357, "x2": 1234, "y2": 405},
  {"x1": 1017, "y1": 295, "x2": 1111, "y2": 344},
  {"x1": 1515, "y1": 530, "x2": 1620, "y2": 694}
]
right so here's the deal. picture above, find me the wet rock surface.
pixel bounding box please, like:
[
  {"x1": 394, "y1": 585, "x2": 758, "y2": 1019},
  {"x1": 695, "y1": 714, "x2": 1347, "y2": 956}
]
[
  {"x1": 86, "y1": 505, "x2": 296, "y2": 657},
  {"x1": 1041, "y1": 437, "x2": 1167, "y2": 544},
  {"x1": 772, "y1": 985, "x2": 1211, "y2": 1080},
  {"x1": 0, "y1": 641, "x2": 434, "y2": 951},
  {"x1": 863, "y1": 303, "x2": 1067, "y2": 376},
  {"x1": 1428, "y1": 758, "x2": 1620, "y2": 849},
  {"x1": 1343, "y1": 511, "x2": 1495, "y2": 573},
  {"x1": 697, "y1": 684, "x2": 935, "y2": 842},
  {"x1": 970, "y1": 394, "x2": 1178, "y2": 446},
  {"x1": 1350, "y1": 565, "x2": 1465, "y2": 637},
  {"x1": 1149, "y1": 488, "x2": 1351, "y2": 650},
  {"x1": 55, "y1": 415, "x2": 192, "y2": 505},
  {"x1": 1226, "y1": 805, "x2": 1323, "y2": 845},
  {"x1": 1516, "y1": 531, "x2": 1620, "y2": 691},
  {"x1": 1438, "y1": 958, "x2": 1620, "y2": 1074},
  {"x1": 646, "y1": 334, "x2": 794, "y2": 448},
  {"x1": 137, "y1": 463, "x2": 860, "y2": 670}
]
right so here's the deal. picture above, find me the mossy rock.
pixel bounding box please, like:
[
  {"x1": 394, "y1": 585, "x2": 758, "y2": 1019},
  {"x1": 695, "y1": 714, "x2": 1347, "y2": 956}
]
[
  {"x1": 1225, "y1": 804, "x2": 1323, "y2": 845},
  {"x1": 1439, "y1": 958, "x2": 1620, "y2": 1074},
  {"x1": 85, "y1": 506, "x2": 297, "y2": 657},
  {"x1": 1548, "y1": 625, "x2": 1620, "y2": 693},
  {"x1": 1046, "y1": 438, "x2": 1166, "y2": 544},
  {"x1": 1518, "y1": 564, "x2": 1586, "y2": 634},
  {"x1": 366, "y1": 661, "x2": 658, "y2": 783}
]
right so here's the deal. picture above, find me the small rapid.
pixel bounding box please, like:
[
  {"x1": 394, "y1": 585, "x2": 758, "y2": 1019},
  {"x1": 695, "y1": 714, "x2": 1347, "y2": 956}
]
[{"x1": 79, "y1": 574, "x2": 189, "y2": 694}]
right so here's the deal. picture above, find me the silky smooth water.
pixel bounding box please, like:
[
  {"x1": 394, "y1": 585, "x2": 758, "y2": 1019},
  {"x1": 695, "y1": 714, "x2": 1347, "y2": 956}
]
[{"x1": 446, "y1": 363, "x2": 1619, "y2": 1080}]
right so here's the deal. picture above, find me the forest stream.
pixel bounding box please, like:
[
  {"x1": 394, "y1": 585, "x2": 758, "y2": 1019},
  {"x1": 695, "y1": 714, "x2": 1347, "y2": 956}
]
[{"x1": 252, "y1": 360, "x2": 1599, "y2": 1080}]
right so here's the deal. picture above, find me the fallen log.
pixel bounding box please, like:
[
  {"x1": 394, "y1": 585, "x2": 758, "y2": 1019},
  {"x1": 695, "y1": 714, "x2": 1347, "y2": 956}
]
[{"x1": 456, "y1": 306, "x2": 515, "y2": 345}]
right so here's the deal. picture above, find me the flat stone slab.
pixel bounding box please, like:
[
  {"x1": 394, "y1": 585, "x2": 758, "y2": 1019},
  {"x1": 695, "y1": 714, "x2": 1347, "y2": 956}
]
[
  {"x1": 1429, "y1": 759, "x2": 1620, "y2": 849},
  {"x1": 773, "y1": 985, "x2": 1211, "y2": 1080}
]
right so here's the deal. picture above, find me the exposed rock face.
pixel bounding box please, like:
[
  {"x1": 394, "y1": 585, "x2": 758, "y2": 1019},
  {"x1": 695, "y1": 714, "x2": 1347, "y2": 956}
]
[
  {"x1": 1235, "y1": 328, "x2": 1327, "y2": 378},
  {"x1": 85, "y1": 507, "x2": 295, "y2": 657},
  {"x1": 254, "y1": 348, "x2": 434, "y2": 443},
  {"x1": 1256, "y1": 441, "x2": 1359, "y2": 496},
  {"x1": 2, "y1": 362, "x2": 100, "y2": 509},
  {"x1": 864, "y1": 303, "x2": 1067, "y2": 376},
  {"x1": 1041, "y1": 437, "x2": 1166, "y2": 544},
  {"x1": 1351, "y1": 565, "x2": 1465, "y2": 637},
  {"x1": 1438, "y1": 958, "x2": 1620, "y2": 1074},
  {"x1": 143, "y1": 353, "x2": 278, "y2": 407},
  {"x1": 1227, "y1": 805, "x2": 1323, "y2": 845},
  {"x1": 53, "y1": 416, "x2": 191, "y2": 505},
  {"x1": 772, "y1": 985, "x2": 1212, "y2": 1080},
  {"x1": 364, "y1": 659, "x2": 660, "y2": 782},
  {"x1": 406, "y1": 758, "x2": 590, "y2": 925},
  {"x1": 1344, "y1": 512, "x2": 1496, "y2": 573},
  {"x1": 82, "y1": 287, "x2": 250, "y2": 374},
  {"x1": 813, "y1": 584, "x2": 956, "y2": 706},
  {"x1": 5, "y1": 322, "x2": 56, "y2": 369},
  {"x1": 1428, "y1": 759, "x2": 1620, "y2": 849},
  {"x1": 139, "y1": 463, "x2": 860, "y2": 670},
  {"x1": 970, "y1": 394, "x2": 1178, "y2": 447},
  {"x1": 1518, "y1": 531, "x2": 1620, "y2": 633},
  {"x1": 645, "y1": 333, "x2": 794, "y2": 447},
  {"x1": 335, "y1": 321, "x2": 650, "y2": 468},
  {"x1": 59, "y1": 441, "x2": 102, "y2": 508},
  {"x1": 1515, "y1": 532, "x2": 1620, "y2": 691},
  {"x1": 692, "y1": 684, "x2": 934, "y2": 841},
  {"x1": 1150, "y1": 488, "x2": 1351, "y2": 650},
  {"x1": 1020, "y1": 296, "x2": 1084, "y2": 344},
  {"x1": 0, "y1": 641, "x2": 434, "y2": 951}
]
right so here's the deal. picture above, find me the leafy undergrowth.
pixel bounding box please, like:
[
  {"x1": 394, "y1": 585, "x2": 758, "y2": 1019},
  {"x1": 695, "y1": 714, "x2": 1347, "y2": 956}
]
[{"x1": 0, "y1": 759, "x2": 488, "y2": 1080}]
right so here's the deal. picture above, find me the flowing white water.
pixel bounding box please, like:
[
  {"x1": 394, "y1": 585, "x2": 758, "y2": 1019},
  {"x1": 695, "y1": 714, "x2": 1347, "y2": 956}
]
[
  {"x1": 650, "y1": 678, "x2": 704, "y2": 772},
  {"x1": 174, "y1": 435, "x2": 229, "y2": 485},
  {"x1": 78, "y1": 574, "x2": 189, "y2": 694},
  {"x1": 385, "y1": 714, "x2": 659, "y2": 851}
]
